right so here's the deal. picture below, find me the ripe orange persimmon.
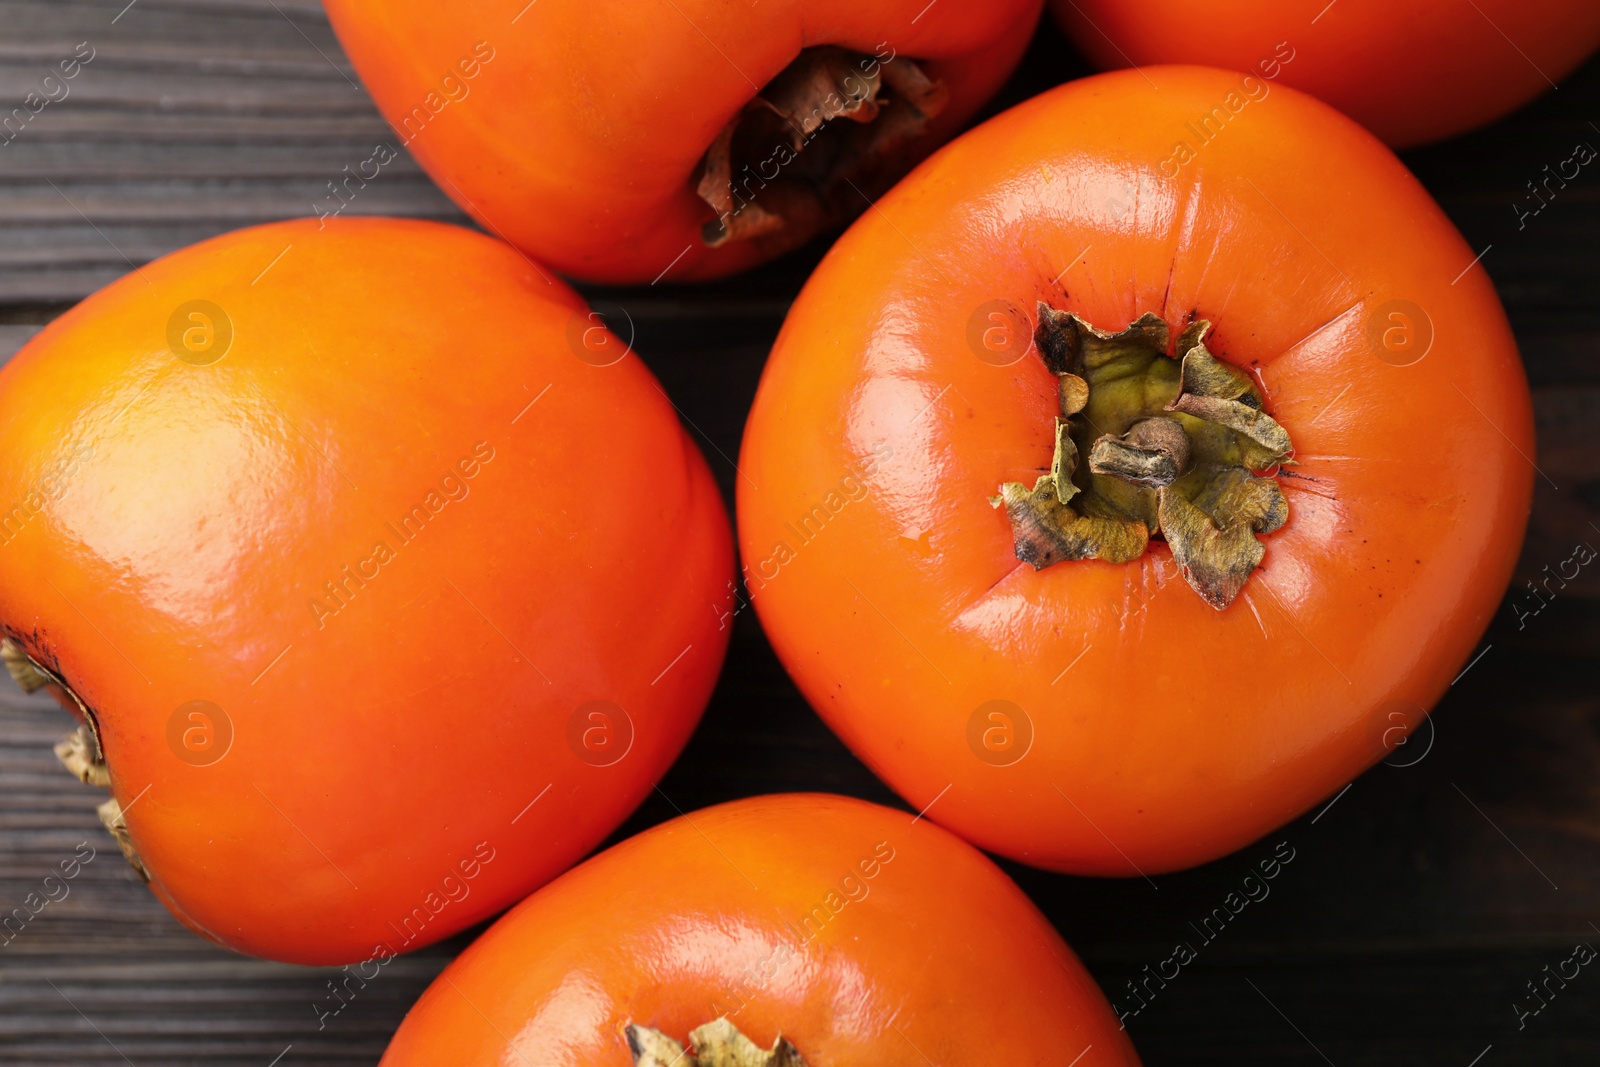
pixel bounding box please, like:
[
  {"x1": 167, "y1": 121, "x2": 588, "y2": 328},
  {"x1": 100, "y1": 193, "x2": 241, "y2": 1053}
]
[
  {"x1": 1049, "y1": 0, "x2": 1600, "y2": 147},
  {"x1": 380, "y1": 793, "x2": 1140, "y2": 1066},
  {"x1": 322, "y1": 0, "x2": 1043, "y2": 283},
  {"x1": 0, "y1": 217, "x2": 733, "y2": 964},
  {"x1": 738, "y1": 68, "x2": 1534, "y2": 875}
]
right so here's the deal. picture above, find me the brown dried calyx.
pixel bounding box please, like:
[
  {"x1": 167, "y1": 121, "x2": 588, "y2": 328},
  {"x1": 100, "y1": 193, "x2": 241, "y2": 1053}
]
[
  {"x1": 993, "y1": 307, "x2": 1294, "y2": 609},
  {"x1": 56, "y1": 724, "x2": 110, "y2": 787},
  {"x1": 697, "y1": 45, "x2": 947, "y2": 256},
  {"x1": 1, "y1": 635, "x2": 50, "y2": 694},
  {"x1": 2, "y1": 637, "x2": 145, "y2": 879},
  {"x1": 628, "y1": 1019, "x2": 808, "y2": 1067},
  {"x1": 3, "y1": 636, "x2": 110, "y2": 786},
  {"x1": 98, "y1": 795, "x2": 150, "y2": 882}
]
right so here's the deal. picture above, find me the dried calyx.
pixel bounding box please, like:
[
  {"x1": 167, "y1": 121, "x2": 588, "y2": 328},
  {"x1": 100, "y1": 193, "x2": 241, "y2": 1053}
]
[
  {"x1": 993, "y1": 306, "x2": 1294, "y2": 609},
  {"x1": 1, "y1": 636, "x2": 147, "y2": 880},
  {"x1": 697, "y1": 45, "x2": 946, "y2": 256},
  {"x1": 628, "y1": 1019, "x2": 808, "y2": 1067},
  {"x1": 2, "y1": 635, "x2": 50, "y2": 694}
]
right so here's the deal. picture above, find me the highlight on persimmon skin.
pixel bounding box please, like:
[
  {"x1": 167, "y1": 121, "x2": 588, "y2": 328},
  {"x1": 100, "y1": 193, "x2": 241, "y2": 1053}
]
[
  {"x1": 0, "y1": 216, "x2": 734, "y2": 965},
  {"x1": 378, "y1": 793, "x2": 1142, "y2": 1067},
  {"x1": 1048, "y1": 0, "x2": 1600, "y2": 148},
  {"x1": 736, "y1": 67, "x2": 1533, "y2": 876},
  {"x1": 323, "y1": 0, "x2": 1043, "y2": 284}
]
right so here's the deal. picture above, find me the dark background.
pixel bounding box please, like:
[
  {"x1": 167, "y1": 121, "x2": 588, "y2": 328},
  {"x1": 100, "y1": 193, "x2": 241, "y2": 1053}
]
[{"x1": 1, "y1": 1, "x2": 1597, "y2": 1063}]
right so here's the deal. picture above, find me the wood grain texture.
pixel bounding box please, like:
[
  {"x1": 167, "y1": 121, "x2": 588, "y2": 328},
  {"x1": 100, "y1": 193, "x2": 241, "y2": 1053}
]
[
  {"x1": 0, "y1": 0, "x2": 460, "y2": 304},
  {"x1": 1, "y1": 1, "x2": 1598, "y2": 1064}
]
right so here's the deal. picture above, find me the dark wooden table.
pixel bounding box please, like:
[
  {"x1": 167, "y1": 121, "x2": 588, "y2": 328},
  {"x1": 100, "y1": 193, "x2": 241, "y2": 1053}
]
[{"x1": 2, "y1": 2, "x2": 1597, "y2": 1064}]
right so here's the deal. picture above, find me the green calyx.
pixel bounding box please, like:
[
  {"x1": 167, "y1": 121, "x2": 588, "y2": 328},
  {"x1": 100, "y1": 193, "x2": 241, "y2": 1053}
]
[{"x1": 992, "y1": 305, "x2": 1294, "y2": 610}]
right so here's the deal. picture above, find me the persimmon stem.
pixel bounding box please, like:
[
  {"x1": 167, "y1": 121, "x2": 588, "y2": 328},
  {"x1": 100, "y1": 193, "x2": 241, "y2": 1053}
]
[
  {"x1": 1088, "y1": 417, "x2": 1191, "y2": 488},
  {"x1": 628, "y1": 1019, "x2": 807, "y2": 1067},
  {"x1": 696, "y1": 45, "x2": 947, "y2": 256},
  {"x1": 992, "y1": 307, "x2": 1294, "y2": 609}
]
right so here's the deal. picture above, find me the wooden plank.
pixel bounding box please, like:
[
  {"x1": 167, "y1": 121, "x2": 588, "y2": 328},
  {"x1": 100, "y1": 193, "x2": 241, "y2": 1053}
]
[
  {"x1": 0, "y1": 0, "x2": 462, "y2": 304},
  {"x1": 0, "y1": 324, "x2": 41, "y2": 361}
]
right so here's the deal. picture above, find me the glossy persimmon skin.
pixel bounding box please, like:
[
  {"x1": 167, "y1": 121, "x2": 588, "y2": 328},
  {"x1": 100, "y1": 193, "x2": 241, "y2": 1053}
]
[
  {"x1": 737, "y1": 68, "x2": 1534, "y2": 875},
  {"x1": 380, "y1": 793, "x2": 1140, "y2": 1066},
  {"x1": 0, "y1": 218, "x2": 733, "y2": 964},
  {"x1": 1049, "y1": 0, "x2": 1600, "y2": 147},
  {"x1": 322, "y1": 0, "x2": 1043, "y2": 284}
]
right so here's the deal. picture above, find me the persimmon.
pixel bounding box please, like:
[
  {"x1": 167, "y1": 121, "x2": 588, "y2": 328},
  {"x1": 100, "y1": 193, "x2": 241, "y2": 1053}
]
[
  {"x1": 0, "y1": 217, "x2": 733, "y2": 964},
  {"x1": 1049, "y1": 0, "x2": 1600, "y2": 147},
  {"x1": 737, "y1": 68, "x2": 1534, "y2": 875},
  {"x1": 322, "y1": 0, "x2": 1043, "y2": 283},
  {"x1": 379, "y1": 793, "x2": 1140, "y2": 1066}
]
